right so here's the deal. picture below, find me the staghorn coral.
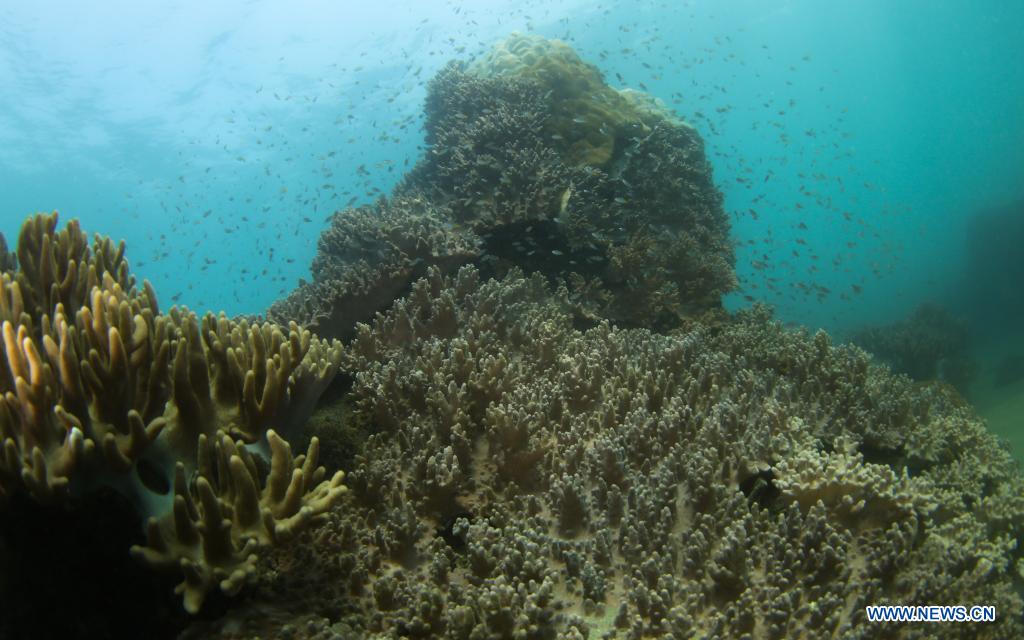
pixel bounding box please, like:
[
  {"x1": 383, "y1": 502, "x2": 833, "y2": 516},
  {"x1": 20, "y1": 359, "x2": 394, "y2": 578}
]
[
  {"x1": 0, "y1": 212, "x2": 346, "y2": 613},
  {"x1": 235, "y1": 266, "x2": 1023, "y2": 639},
  {"x1": 270, "y1": 34, "x2": 734, "y2": 339}
]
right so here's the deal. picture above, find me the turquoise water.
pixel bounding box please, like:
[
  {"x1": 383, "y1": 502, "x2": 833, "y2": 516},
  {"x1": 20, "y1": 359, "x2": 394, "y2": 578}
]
[
  {"x1": 4, "y1": 3, "x2": 1024, "y2": 636},
  {"x1": 2, "y1": 0, "x2": 1022, "y2": 335}
]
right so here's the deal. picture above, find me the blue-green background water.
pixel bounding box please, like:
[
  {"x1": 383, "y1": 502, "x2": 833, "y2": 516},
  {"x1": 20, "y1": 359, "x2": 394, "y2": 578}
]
[{"x1": 3, "y1": 1, "x2": 1023, "y2": 437}]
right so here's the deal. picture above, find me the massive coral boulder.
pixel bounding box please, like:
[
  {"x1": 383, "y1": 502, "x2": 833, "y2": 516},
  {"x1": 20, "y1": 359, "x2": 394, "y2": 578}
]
[
  {"x1": 269, "y1": 33, "x2": 735, "y2": 340},
  {"x1": 237, "y1": 266, "x2": 1024, "y2": 638},
  {"x1": 0, "y1": 212, "x2": 347, "y2": 614}
]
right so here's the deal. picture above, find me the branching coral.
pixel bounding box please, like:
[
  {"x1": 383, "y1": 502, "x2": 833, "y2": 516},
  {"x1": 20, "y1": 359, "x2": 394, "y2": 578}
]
[
  {"x1": 131, "y1": 430, "x2": 346, "y2": 613},
  {"x1": 244, "y1": 266, "x2": 1024, "y2": 638},
  {"x1": 8, "y1": 33, "x2": 1022, "y2": 640},
  {"x1": 468, "y1": 33, "x2": 683, "y2": 168},
  {"x1": 269, "y1": 196, "x2": 481, "y2": 341},
  {"x1": 12, "y1": 211, "x2": 136, "y2": 324},
  {"x1": 270, "y1": 34, "x2": 734, "y2": 340},
  {"x1": 0, "y1": 212, "x2": 347, "y2": 612},
  {"x1": 1, "y1": 219, "x2": 166, "y2": 504}
]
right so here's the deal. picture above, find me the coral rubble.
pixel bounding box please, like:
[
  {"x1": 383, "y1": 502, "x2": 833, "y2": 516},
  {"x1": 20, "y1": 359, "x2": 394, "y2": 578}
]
[
  {"x1": 270, "y1": 33, "x2": 735, "y2": 340},
  {"x1": 0, "y1": 212, "x2": 347, "y2": 614}
]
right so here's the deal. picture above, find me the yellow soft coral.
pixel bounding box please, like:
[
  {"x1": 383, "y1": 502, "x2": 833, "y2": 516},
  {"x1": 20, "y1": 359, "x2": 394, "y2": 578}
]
[
  {"x1": 0, "y1": 212, "x2": 347, "y2": 612},
  {"x1": 131, "y1": 430, "x2": 347, "y2": 613}
]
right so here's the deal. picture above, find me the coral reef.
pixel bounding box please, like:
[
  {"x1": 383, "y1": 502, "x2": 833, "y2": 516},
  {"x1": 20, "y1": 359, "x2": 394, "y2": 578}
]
[
  {"x1": 270, "y1": 33, "x2": 735, "y2": 340},
  {"x1": 465, "y1": 33, "x2": 686, "y2": 168},
  {"x1": 131, "y1": 430, "x2": 347, "y2": 614},
  {"x1": 0, "y1": 212, "x2": 347, "y2": 614},
  {"x1": 233, "y1": 266, "x2": 1023, "y2": 639},
  {"x1": 8, "y1": 33, "x2": 1024, "y2": 640},
  {"x1": 851, "y1": 302, "x2": 976, "y2": 395},
  {"x1": 269, "y1": 196, "x2": 481, "y2": 341}
]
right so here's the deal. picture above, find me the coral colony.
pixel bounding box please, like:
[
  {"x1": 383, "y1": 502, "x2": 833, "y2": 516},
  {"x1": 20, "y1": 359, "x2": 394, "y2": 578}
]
[{"x1": 2, "y1": 35, "x2": 1022, "y2": 639}]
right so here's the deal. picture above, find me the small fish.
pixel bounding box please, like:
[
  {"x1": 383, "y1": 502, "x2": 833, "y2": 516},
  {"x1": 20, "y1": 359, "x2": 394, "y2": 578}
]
[{"x1": 559, "y1": 184, "x2": 573, "y2": 216}]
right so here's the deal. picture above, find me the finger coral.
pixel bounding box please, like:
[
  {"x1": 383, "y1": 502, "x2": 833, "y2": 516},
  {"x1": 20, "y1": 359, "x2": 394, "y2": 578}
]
[
  {"x1": 246, "y1": 266, "x2": 1024, "y2": 639},
  {"x1": 131, "y1": 430, "x2": 346, "y2": 613},
  {"x1": 0, "y1": 212, "x2": 346, "y2": 612}
]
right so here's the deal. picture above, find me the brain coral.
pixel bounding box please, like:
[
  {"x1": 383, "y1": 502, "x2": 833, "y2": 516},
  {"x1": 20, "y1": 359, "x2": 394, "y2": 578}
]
[{"x1": 220, "y1": 266, "x2": 1024, "y2": 639}]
